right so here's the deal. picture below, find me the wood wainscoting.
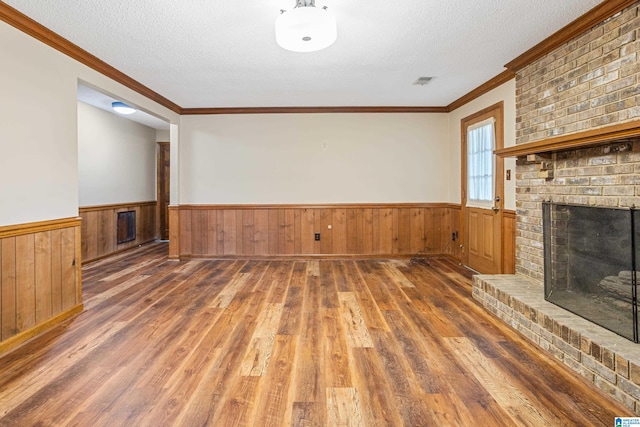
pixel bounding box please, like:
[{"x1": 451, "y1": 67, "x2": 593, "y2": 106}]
[
  {"x1": 0, "y1": 217, "x2": 83, "y2": 353},
  {"x1": 80, "y1": 201, "x2": 157, "y2": 263},
  {"x1": 172, "y1": 204, "x2": 462, "y2": 259}
]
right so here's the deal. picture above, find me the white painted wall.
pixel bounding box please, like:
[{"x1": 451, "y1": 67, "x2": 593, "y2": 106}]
[
  {"x1": 0, "y1": 20, "x2": 179, "y2": 227},
  {"x1": 448, "y1": 79, "x2": 517, "y2": 210},
  {"x1": 77, "y1": 102, "x2": 157, "y2": 206},
  {"x1": 0, "y1": 14, "x2": 517, "y2": 226},
  {"x1": 156, "y1": 129, "x2": 170, "y2": 142},
  {"x1": 170, "y1": 123, "x2": 180, "y2": 206},
  {"x1": 0, "y1": 24, "x2": 78, "y2": 226},
  {"x1": 179, "y1": 113, "x2": 451, "y2": 204}
]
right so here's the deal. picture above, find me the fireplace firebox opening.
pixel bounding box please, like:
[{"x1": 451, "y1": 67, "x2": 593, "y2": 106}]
[{"x1": 543, "y1": 202, "x2": 639, "y2": 343}]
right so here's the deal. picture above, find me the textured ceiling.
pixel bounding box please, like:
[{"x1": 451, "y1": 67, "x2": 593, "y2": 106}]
[{"x1": 4, "y1": 0, "x2": 604, "y2": 108}]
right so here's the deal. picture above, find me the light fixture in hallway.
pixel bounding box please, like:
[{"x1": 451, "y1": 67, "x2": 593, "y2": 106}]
[{"x1": 111, "y1": 101, "x2": 136, "y2": 115}]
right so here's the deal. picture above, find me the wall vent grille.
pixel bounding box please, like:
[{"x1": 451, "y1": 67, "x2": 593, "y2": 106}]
[{"x1": 117, "y1": 211, "x2": 136, "y2": 244}]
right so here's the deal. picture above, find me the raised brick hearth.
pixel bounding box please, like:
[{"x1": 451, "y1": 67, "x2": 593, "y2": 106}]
[{"x1": 473, "y1": 275, "x2": 640, "y2": 414}]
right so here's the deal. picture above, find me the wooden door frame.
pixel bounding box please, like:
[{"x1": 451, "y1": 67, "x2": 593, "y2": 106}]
[
  {"x1": 156, "y1": 141, "x2": 170, "y2": 240},
  {"x1": 460, "y1": 101, "x2": 504, "y2": 271}
]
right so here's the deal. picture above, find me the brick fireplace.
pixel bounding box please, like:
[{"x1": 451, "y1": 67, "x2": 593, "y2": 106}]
[
  {"x1": 474, "y1": 1, "x2": 640, "y2": 414},
  {"x1": 515, "y1": 4, "x2": 640, "y2": 282}
]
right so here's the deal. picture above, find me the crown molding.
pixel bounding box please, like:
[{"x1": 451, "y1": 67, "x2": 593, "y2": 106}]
[
  {"x1": 447, "y1": 70, "x2": 515, "y2": 112},
  {"x1": 0, "y1": 1, "x2": 517, "y2": 116},
  {"x1": 0, "y1": 2, "x2": 182, "y2": 114},
  {"x1": 186, "y1": 70, "x2": 517, "y2": 115},
  {"x1": 181, "y1": 106, "x2": 450, "y2": 115},
  {"x1": 5, "y1": 0, "x2": 614, "y2": 116},
  {"x1": 505, "y1": 0, "x2": 639, "y2": 72}
]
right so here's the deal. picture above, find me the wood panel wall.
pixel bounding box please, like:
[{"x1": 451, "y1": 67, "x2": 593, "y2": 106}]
[
  {"x1": 168, "y1": 206, "x2": 180, "y2": 260},
  {"x1": 79, "y1": 201, "x2": 157, "y2": 263},
  {"x1": 0, "y1": 217, "x2": 83, "y2": 353},
  {"x1": 174, "y1": 204, "x2": 462, "y2": 259}
]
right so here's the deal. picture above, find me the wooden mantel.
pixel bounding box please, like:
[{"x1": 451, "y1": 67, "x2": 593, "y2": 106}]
[{"x1": 496, "y1": 120, "x2": 640, "y2": 157}]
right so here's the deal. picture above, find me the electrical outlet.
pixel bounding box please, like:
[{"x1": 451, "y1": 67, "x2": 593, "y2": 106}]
[
  {"x1": 452, "y1": 232, "x2": 456, "y2": 241},
  {"x1": 315, "y1": 233, "x2": 321, "y2": 241}
]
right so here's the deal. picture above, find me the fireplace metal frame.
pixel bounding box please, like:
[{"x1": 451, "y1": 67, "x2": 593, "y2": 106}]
[
  {"x1": 543, "y1": 202, "x2": 639, "y2": 343},
  {"x1": 633, "y1": 211, "x2": 638, "y2": 343}
]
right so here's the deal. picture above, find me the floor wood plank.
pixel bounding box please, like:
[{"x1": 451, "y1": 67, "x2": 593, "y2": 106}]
[
  {"x1": 444, "y1": 336, "x2": 564, "y2": 426},
  {"x1": 322, "y1": 308, "x2": 352, "y2": 388},
  {"x1": 240, "y1": 302, "x2": 284, "y2": 376},
  {"x1": 0, "y1": 242, "x2": 633, "y2": 426},
  {"x1": 337, "y1": 292, "x2": 374, "y2": 348},
  {"x1": 326, "y1": 387, "x2": 365, "y2": 427}
]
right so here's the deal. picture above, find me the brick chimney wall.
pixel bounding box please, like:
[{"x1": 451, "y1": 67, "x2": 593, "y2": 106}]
[{"x1": 515, "y1": 3, "x2": 640, "y2": 282}]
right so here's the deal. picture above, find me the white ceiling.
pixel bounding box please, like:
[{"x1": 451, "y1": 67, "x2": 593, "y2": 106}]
[
  {"x1": 5, "y1": 0, "x2": 604, "y2": 109},
  {"x1": 77, "y1": 82, "x2": 170, "y2": 130}
]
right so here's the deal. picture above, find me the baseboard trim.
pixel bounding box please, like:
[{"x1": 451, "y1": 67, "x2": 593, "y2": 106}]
[
  {"x1": 176, "y1": 253, "x2": 458, "y2": 261},
  {"x1": 0, "y1": 304, "x2": 84, "y2": 355},
  {"x1": 83, "y1": 238, "x2": 158, "y2": 264}
]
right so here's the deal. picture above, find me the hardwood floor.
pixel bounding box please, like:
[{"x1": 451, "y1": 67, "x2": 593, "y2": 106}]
[{"x1": 0, "y1": 242, "x2": 632, "y2": 426}]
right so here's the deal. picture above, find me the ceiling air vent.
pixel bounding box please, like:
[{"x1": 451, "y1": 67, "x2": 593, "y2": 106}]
[{"x1": 413, "y1": 77, "x2": 434, "y2": 86}]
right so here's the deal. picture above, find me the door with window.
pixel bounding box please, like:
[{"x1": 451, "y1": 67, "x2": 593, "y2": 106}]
[{"x1": 462, "y1": 103, "x2": 504, "y2": 274}]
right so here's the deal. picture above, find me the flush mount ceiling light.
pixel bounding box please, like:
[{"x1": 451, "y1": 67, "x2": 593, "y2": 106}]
[
  {"x1": 111, "y1": 101, "x2": 136, "y2": 115},
  {"x1": 275, "y1": 0, "x2": 337, "y2": 53}
]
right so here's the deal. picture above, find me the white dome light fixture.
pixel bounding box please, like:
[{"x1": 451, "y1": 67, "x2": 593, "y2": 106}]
[
  {"x1": 111, "y1": 101, "x2": 136, "y2": 115},
  {"x1": 276, "y1": 1, "x2": 337, "y2": 53}
]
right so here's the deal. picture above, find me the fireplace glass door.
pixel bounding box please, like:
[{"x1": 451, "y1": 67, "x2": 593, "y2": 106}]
[{"x1": 543, "y1": 202, "x2": 638, "y2": 342}]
